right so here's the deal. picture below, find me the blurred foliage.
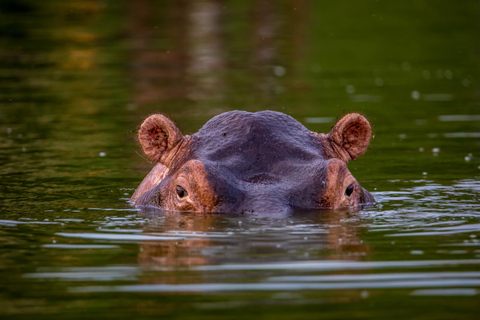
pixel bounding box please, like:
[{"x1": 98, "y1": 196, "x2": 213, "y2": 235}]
[
  {"x1": 0, "y1": 0, "x2": 478, "y2": 194},
  {"x1": 0, "y1": 1, "x2": 479, "y2": 318}
]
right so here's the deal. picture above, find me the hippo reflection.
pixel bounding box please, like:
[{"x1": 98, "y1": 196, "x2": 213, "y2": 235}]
[
  {"x1": 137, "y1": 210, "x2": 370, "y2": 269},
  {"x1": 131, "y1": 111, "x2": 374, "y2": 213}
]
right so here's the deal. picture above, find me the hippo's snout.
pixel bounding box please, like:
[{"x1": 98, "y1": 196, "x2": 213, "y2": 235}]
[{"x1": 361, "y1": 188, "x2": 375, "y2": 205}]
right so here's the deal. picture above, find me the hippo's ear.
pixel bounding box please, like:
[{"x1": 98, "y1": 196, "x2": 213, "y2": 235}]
[
  {"x1": 138, "y1": 114, "x2": 184, "y2": 165},
  {"x1": 327, "y1": 113, "x2": 372, "y2": 162}
]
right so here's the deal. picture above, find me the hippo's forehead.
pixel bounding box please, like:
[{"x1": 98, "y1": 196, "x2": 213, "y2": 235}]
[
  {"x1": 196, "y1": 157, "x2": 334, "y2": 189},
  {"x1": 192, "y1": 111, "x2": 322, "y2": 171}
]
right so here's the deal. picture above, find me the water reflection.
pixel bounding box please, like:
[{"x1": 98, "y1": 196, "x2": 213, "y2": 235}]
[
  {"x1": 126, "y1": 0, "x2": 227, "y2": 104},
  {"x1": 138, "y1": 213, "x2": 218, "y2": 268},
  {"x1": 127, "y1": 0, "x2": 189, "y2": 105},
  {"x1": 438, "y1": 115, "x2": 480, "y2": 122},
  {"x1": 134, "y1": 207, "x2": 368, "y2": 272},
  {"x1": 1, "y1": 0, "x2": 480, "y2": 316},
  {"x1": 70, "y1": 273, "x2": 480, "y2": 293},
  {"x1": 187, "y1": 0, "x2": 225, "y2": 100},
  {"x1": 56, "y1": 179, "x2": 480, "y2": 295},
  {"x1": 23, "y1": 266, "x2": 140, "y2": 282},
  {"x1": 0, "y1": 178, "x2": 477, "y2": 318},
  {"x1": 125, "y1": 0, "x2": 310, "y2": 106}
]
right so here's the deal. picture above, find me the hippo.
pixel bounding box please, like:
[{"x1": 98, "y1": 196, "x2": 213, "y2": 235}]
[{"x1": 130, "y1": 110, "x2": 374, "y2": 213}]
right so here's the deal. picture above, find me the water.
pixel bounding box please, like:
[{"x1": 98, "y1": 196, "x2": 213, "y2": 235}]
[{"x1": 1, "y1": 0, "x2": 479, "y2": 319}]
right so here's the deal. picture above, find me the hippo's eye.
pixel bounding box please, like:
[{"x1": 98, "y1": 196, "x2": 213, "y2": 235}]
[
  {"x1": 176, "y1": 185, "x2": 188, "y2": 198},
  {"x1": 345, "y1": 183, "x2": 354, "y2": 197}
]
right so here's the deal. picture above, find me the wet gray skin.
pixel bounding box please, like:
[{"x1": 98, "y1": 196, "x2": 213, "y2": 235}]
[{"x1": 131, "y1": 110, "x2": 374, "y2": 213}]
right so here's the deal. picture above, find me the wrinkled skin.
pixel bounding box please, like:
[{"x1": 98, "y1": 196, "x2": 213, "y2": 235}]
[{"x1": 131, "y1": 111, "x2": 374, "y2": 213}]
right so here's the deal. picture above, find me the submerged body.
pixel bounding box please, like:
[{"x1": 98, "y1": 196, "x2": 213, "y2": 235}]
[{"x1": 131, "y1": 110, "x2": 374, "y2": 213}]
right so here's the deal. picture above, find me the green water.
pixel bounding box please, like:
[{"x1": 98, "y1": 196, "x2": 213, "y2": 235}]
[{"x1": 1, "y1": 0, "x2": 479, "y2": 319}]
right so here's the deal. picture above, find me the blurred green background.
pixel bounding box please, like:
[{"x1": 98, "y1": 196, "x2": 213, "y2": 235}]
[
  {"x1": 1, "y1": 1, "x2": 478, "y2": 204},
  {"x1": 0, "y1": 1, "x2": 479, "y2": 319}
]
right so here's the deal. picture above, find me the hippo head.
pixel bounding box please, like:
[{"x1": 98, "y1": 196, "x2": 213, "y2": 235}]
[{"x1": 131, "y1": 111, "x2": 374, "y2": 213}]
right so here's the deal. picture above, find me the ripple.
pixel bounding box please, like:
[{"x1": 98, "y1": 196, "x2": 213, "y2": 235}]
[
  {"x1": 191, "y1": 259, "x2": 480, "y2": 272},
  {"x1": 69, "y1": 279, "x2": 480, "y2": 294},
  {"x1": 24, "y1": 266, "x2": 140, "y2": 281},
  {"x1": 410, "y1": 288, "x2": 478, "y2": 296},
  {"x1": 444, "y1": 133, "x2": 480, "y2": 138},
  {"x1": 42, "y1": 244, "x2": 120, "y2": 249},
  {"x1": 386, "y1": 223, "x2": 480, "y2": 237},
  {"x1": 438, "y1": 115, "x2": 480, "y2": 121},
  {"x1": 267, "y1": 272, "x2": 480, "y2": 282},
  {"x1": 0, "y1": 219, "x2": 59, "y2": 226},
  {"x1": 364, "y1": 179, "x2": 480, "y2": 222},
  {"x1": 87, "y1": 208, "x2": 140, "y2": 212},
  {"x1": 56, "y1": 232, "x2": 186, "y2": 241}
]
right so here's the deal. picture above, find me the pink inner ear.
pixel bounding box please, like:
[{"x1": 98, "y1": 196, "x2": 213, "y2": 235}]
[
  {"x1": 148, "y1": 127, "x2": 168, "y2": 152},
  {"x1": 139, "y1": 115, "x2": 169, "y2": 162},
  {"x1": 328, "y1": 113, "x2": 371, "y2": 161},
  {"x1": 342, "y1": 121, "x2": 370, "y2": 157},
  {"x1": 138, "y1": 114, "x2": 184, "y2": 164}
]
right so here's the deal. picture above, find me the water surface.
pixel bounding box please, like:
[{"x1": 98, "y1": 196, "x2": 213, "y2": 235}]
[{"x1": 0, "y1": 1, "x2": 479, "y2": 319}]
